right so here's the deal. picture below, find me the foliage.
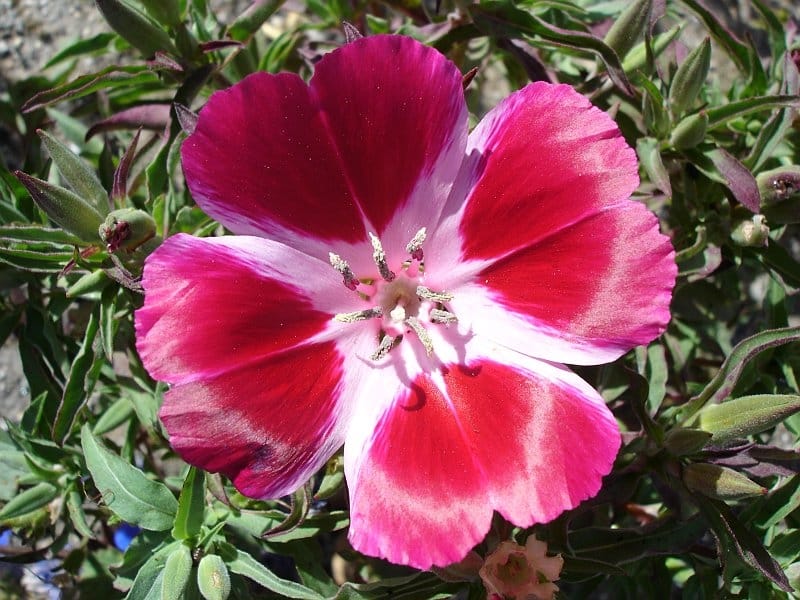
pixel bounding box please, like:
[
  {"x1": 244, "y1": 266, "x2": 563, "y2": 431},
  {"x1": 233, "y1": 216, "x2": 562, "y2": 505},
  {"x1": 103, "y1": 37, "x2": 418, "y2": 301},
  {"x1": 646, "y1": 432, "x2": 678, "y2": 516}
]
[{"x1": 1, "y1": 0, "x2": 800, "y2": 597}]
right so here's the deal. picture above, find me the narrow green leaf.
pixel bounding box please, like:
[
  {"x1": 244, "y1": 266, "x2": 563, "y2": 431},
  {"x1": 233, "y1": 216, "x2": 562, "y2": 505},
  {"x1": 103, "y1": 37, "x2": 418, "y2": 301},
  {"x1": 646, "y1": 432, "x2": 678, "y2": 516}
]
[
  {"x1": 172, "y1": 467, "x2": 206, "y2": 540},
  {"x1": 0, "y1": 482, "x2": 58, "y2": 522},
  {"x1": 99, "y1": 284, "x2": 119, "y2": 361},
  {"x1": 622, "y1": 25, "x2": 682, "y2": 73},
  {"x1": 705, "y1": 95, "x2": 800, "y2": 129},
  {"x1": 66, "y1": 480, "x2": 95, "y2": 538},
  {"x1": 679, "y1": 326, "x2": 800, "y2": 422},
  {"x1": 0, "y1": 224, "x2": 84, "y2": 245},
  {"x1": 126, "y1": 543, "x2": 177, "y2": 600},
  {"x1": 228, "y1": 0, "x2": 285, "y2": 41},
  {"x1": 636, "y1": 137, "x2": 671, "y2": 195},
  {"x1": 81, "y1": 424, "x2": 178, "y2": 530},
  {"x1": 161, "y1": 545, "x2": 193, "y2": 600},
  {"x1": 53, "y1": 308, "x2": 100, "y2": 444},
  {"x1": 752, "y1": 243, "x2": 800, "y2": 289},
  {"x1": 21, "y1": 66, "x2": 158, "y2": 113},
  {"x1": 93, "y1": 397, "x2": 135, "y2": 435},
  {"x1": 44, "y1": 32, "x2": 116, "y2": 68},
  {"x1": 696, "y1": 496, "x2": 792, "y2": 591},
  {"x1": 225, "y1": 546, "x2": 323, "y2": 600}
]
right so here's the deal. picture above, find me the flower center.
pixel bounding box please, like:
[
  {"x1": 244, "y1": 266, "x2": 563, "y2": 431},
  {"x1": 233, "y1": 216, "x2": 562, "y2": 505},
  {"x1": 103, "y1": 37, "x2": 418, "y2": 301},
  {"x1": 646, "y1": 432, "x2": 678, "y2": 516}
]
[{"x1": 330, "y1": 228, "x2": 457, "y2": 361}]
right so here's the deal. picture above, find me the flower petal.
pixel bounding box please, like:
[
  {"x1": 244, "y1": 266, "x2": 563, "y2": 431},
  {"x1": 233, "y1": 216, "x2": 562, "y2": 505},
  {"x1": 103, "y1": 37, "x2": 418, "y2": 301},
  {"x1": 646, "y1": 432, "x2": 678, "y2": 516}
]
[
  {"x1": 310, "y1": 35, "x2": 468, "y2": 254},
  {"x1": 345, "y1": 347, "x2": 619, "y2": 569},
  {"x1": 459, "y1": 82, "x2": 641, "y2": 261},
  {"x1": 160, "y1": 341, "x2": 349, "y2": 499},
  {"x1": 450, "y1": 201, "x2": 676, "y2": 365},
  {"x1": 182, "y1": 35, "x2": 467, "y2": 257},
  {"x1": 135, "y1": 233, "x2": 357, "y2": 385},
  {"x1": 181, "y1": 72, "x2": 364, "y2": 247}
]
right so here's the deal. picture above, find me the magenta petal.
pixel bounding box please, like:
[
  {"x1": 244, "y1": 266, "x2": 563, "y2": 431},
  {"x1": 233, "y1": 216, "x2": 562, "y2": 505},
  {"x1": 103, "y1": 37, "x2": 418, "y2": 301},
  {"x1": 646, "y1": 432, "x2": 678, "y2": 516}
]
[
  {"x1": 471, "y1": 201, "x2": 676, "y2": 363},
  {"x1": 459, "y1": 82, "x2": 641, "y2": 261},
  {"x1": 182, "y1": 35, "x2": 467, "y2": 253},
  {"x1": 160, "y1": 341, "x2": 347, "y2": 499},
  {"x1": 311, "y1": 35, "x2": 467, "y2": 239},
  {"x1": 181, "y1": 71, "x2": 365, "y2": 245},
  {"x1": 135, "y1": 233, "x2": 354, "y2": 385},
  {"x1": 346, "y1": 354, "x2": 619, "y2": 569}
]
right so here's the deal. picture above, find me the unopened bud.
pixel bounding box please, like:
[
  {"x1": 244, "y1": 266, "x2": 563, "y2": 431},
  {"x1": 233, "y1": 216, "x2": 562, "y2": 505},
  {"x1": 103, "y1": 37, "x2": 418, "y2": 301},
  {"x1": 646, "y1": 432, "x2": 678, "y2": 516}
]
[
  {"x1": 669, "y1": 38, "x2": 711, "y2": 117},
  {"x1": 604, "y1": 0, "x2": 651, "y2": 59},
  {"x1": 663, "y1": 427, "x2": 712, "y2": 456},
  {"x1": 683, "y1": 463, "x2": 766, "y2": 500},
  {"x1": 731, "y1": 214, "x2": 769, "y2": 247},
  {"x1": 14, "y1": 171, "x2": 104, "y2": 243},
  {"x1": 697, "y1": 394, "x2": 800, "y2": 444},
  {"x1": 95, "y1": 0, "x2": 177, "y2": 57},
  {"x1": 669, "y1": 111, "x2": 708, "y2": 150},
  {"x1": 197, "y1": 554, "x2": 231, "y2": 600},
  {"x1": 756, "y1": 166, "x2": 800, "y2": 205},
  {"x1": 99, "y1": 208, "x2": 157, "y2": 253},
  {"x1": 38, "y1": 130, "x2": 109, "y2": 215},
  {"x1": 139, "y1": 0, "x2": 182, "y2": 27}
]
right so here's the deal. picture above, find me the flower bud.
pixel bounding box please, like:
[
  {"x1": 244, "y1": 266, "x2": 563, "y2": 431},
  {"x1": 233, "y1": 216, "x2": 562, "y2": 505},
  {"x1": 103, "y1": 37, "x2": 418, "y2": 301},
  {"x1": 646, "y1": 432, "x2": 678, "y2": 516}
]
[
  {"x1": 197, "y1": 554, "x2": 231, "y2": 600},
  {"x1": 161, "y1": 544, "x2": 193, "y2": 600},
  {"x1": 756, "y1": 166, "x2": 800, "y2": 205},
  {"x1": 669, "y1": 38, "x2": 711, "y2": 118},
  {"x1": 697, "y1": 394, "x2": 800, "y2": 444},
  {"x1": 730, "y1": 215, "x2": 769, "y2": 247},
  {"x1": 99, "y1": 208, "x2": 157, "y2": 253},
  {"x1": 683, "y1": 463, "x2": 766, "y2": 500},
  {"x1": 38, "y1": 130, "x2": 109, "y2": 215},
  {"x1": 95, "y1": 0, "x2": 178, "y2": 58},
  {"x1": 603, "y1": 0, "x2": 651, "y2": 60},
  {"x1": 14, "y1": 171, "x2": 104, "y2": 243},
  {"x1": 663, "y1": 427, "x2": 712, "y2": 456},
  {"x1": 669, "y1": 111, "x2": 708, "y2": 150},
  {"x1": 139, "y1": 0, "x2": 182, "y2": 27}
]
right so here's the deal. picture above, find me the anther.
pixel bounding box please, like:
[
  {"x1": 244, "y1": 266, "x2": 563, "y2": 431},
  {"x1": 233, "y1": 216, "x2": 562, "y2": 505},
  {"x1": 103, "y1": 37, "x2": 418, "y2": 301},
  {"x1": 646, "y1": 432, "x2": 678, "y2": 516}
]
[
  {"x1": 405, "y1": 227, "x2": 427, "y2": 262},
  {"x1": 370, "y1": 334, "x2": 398, "y2": 361},
  {"x1": 334, "y1": 307, "x2": 383, "y2": 323},
  {"x1": 368, "y1": 233, "x2": 395, "y2": 282},
  {"x1": 405, "y1": 316, "x2": 434, "y2": 356},
  {"x1": 329, "y1": 253, "x2": 359, "y2": 290},
  {"x1": 430, "y1": 309, "x2": 458, "y2": 325},
  {"x1": 416, "y1": 286, "x2": 453, "y2": 302}
]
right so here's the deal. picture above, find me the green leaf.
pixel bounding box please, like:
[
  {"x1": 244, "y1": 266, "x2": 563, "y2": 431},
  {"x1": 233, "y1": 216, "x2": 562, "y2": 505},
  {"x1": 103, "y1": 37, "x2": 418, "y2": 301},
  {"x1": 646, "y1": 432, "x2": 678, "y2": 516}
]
[
  {"x1": 471, "y1": 1, "x2": 633, "y2": 95},
  {"x1": 81, "y1": 424, "x2": 178, "y2": 530},
  {"x1": 21, "y1": 65, "x2": 159, "y2": 113},
  {"x1": 0, "y1": 482, "x2": 58, "y2": 522},
  {"x1": 0, "y1": 224, "x2": 84, "y2": 245},
  {"x1": 636, "y1": 137, "x2": 671, "y2": 195},
  {"x1": 66, "y1": 480, "x2": 95, "y2": 538},
  {"x1": 696, "y1": 495, "x2": 792, "y2": 592},
  {"x1": 125, "y1": 541, "x2": 177, "y2": 600},
  {"x1": 679, "y1": 0, "x2": 750, "y2": 72},
  {"x1": 93, "y1": 397, "x2": 135, "y2": 435},
  {"x1": 752, "y1": 242, "x2": 800, "y2": 289},
  {"x1": 224, "y1": 545, "x2": 323, "y2": 600},
  {"x1": 53, "y1": 307, "x2": 100, "y2": 444},
  {"x1": 679, "y1": 326, "x2": 800, "y2": 422},
  {"x1": 228, "y1": 0, "x2": 285, "y2": 41},
  {"x1": 705, "y1": 95, "x2": 800, "y2": 130},
  {"x1": 161, "y1": 544, "x2": 193, "y2": 600},
  {"x1": 172, "y1": 467, "x2": 206, "y2": 541},
  {"x1": 95, "y1": 0, "x2": 177, "y2": 57},
  {"x1": 44, "y1": 33, "x2": 116, "y2": 69}
]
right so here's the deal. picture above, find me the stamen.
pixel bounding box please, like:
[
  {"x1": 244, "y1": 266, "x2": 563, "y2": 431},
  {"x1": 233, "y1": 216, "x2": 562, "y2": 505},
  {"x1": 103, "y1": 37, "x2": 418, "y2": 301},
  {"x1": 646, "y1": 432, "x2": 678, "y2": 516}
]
[
  {"x1": 334, "y1": 307, "x2": 383, "y2": 323},
  {"x1": 370, "y1": 334, "x2": 398, "y2": 361},
  {"x1": 416, "y1": 286, "x2": 453, "y2": 302},
  {"x1": 368, "y1": 233, "x2": 395, "y2": 282},
  {"x1": 430, "y1": 309, "x2": 458, "y2": 325},
  {"x1": 405, "y1": 227, "x2": 427, "y2": 262},
  {"x1": 329, "y1": 253, "x2": 359, "y2": 290},
  {"x1": 405, "y1": 316, "x2": 433, "y2": 356}
]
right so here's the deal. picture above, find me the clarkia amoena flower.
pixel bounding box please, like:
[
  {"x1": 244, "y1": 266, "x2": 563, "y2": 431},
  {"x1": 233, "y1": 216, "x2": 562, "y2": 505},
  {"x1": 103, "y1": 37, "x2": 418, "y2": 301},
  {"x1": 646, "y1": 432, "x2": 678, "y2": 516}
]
[{"x1": 135, "y1": 34, "x2": 676, "y2": 569}]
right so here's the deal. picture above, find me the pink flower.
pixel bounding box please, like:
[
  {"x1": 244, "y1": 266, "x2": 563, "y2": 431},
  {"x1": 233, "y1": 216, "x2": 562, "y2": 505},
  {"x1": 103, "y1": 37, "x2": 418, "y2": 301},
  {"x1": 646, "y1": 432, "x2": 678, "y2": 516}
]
[
  {"x1": 480, "y1": 536, "x2": 564, "y2": 600},
  {"x1": 135, "y1": 35, "x2": 675, "y2": 569}
]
